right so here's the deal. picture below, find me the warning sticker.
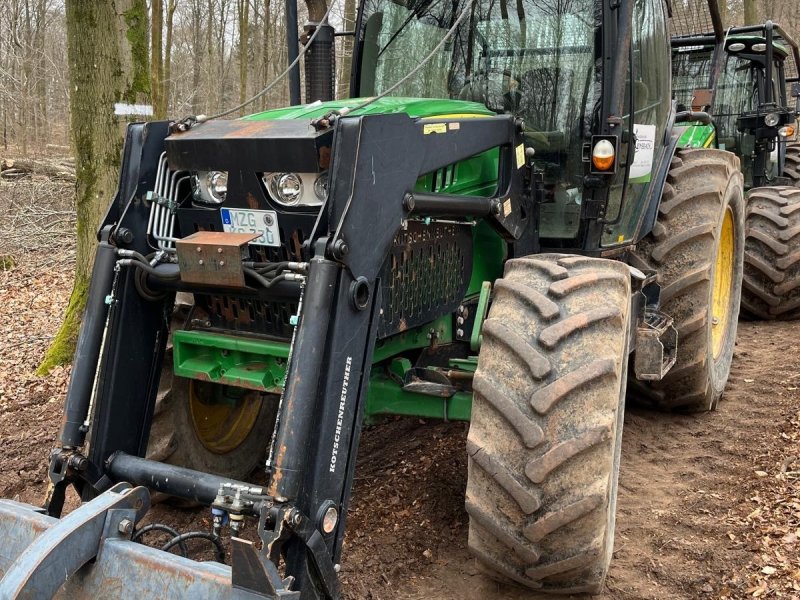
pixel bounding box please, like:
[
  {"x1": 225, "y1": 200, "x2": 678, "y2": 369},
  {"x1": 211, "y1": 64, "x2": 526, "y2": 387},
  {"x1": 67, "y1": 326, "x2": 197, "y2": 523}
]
[
  {"x1": 630, "y1": 124, "x2": 656, "y2": 183},
  {"x1": 423, "y1": 123, "x2": 447, "y2": 135},
  {"x1": 515, "y1": 144, "x2": 525, "y2": 169}
]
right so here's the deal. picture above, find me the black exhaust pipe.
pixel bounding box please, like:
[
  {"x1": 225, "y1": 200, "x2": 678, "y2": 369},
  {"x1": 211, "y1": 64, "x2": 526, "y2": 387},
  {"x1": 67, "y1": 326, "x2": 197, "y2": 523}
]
[{"x1": 304, "y1": 23, "x2": 336, "y2": 103}]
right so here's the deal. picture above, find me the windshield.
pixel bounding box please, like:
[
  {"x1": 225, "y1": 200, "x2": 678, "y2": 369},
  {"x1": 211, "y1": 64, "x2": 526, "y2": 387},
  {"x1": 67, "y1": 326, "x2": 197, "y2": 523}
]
[{"x1": 358, "y1": 0, "x2": 600, "y2": 239}]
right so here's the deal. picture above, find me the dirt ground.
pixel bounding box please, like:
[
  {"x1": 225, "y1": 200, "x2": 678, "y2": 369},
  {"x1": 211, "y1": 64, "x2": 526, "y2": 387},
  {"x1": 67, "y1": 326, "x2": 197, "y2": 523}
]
[{"x1": 1, "y1": 204, "x2": 800, "y2": 598}]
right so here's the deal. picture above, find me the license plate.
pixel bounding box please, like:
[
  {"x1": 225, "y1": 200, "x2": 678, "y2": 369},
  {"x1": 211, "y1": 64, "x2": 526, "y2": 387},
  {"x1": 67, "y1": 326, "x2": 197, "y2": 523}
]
[{"x1": 220, "y1": 208, "x2": 280, "y2": 247}]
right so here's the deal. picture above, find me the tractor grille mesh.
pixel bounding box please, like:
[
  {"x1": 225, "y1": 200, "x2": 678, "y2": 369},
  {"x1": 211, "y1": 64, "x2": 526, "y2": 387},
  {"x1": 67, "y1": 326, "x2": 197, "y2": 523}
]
[
  {"x1": 670, "y1": 0, "x2": 717, "y2": 38},
  {"x1": 200, "y1": 295, "x2": 298, "y2": 339},
  {"x1": 378, "y1": 221, "x2": 472, "y2": 338}
]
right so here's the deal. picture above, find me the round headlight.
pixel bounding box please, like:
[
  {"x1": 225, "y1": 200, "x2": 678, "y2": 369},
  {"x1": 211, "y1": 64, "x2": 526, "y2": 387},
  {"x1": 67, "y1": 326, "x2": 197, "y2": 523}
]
[
  {"x1": 314, "y1": 173, "x2": 329, "y2": 200},
  {"x1": 192, "y1": 170, "x2": 228, "y2": 205},
  {"x1": 765, "y1": 112, "x2": 781, "y2": 127},
  {"x1": 276, "y1": 173, "x2": 303, "y2": 205},
  {"x1": 262, "y1": 172, "x2": 325, "y2": 207},
  {"x1": 207, "y1": 171, "x2": 228, "y2": 203}
]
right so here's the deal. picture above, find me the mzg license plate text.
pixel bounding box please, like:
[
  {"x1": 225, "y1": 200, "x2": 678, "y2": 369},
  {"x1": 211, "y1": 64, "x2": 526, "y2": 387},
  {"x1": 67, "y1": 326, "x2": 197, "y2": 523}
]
[{"x1": 220, "y1": 208, "x2": 281, "y2": 247}]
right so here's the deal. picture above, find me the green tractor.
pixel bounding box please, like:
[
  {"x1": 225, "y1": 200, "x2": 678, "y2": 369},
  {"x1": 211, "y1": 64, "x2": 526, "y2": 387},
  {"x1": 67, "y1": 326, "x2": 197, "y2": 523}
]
[
  {"x1": 0, "y1": 0, "x2": 744, "y2": 597},
  {"x1": 671, "y1": 5, "x2": 800, "y2": 319}
]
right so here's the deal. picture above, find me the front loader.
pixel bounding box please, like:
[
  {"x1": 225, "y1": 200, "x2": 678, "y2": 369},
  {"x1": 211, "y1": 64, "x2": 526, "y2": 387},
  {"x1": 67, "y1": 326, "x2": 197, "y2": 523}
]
[
  {"x1": 671, "y1": 1, "x2": 800, "y2": 320},
  {"x1": 0, "y1": 0, "x2": 744, "y2": 597}
]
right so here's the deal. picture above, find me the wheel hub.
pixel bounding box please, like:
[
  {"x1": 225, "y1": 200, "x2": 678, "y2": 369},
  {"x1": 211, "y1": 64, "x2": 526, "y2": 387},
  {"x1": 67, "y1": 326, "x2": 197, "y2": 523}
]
[
  {"x1": 188, "y1": 381, "x2": 262, "y2": 454},
  {"x1": 711, "y1": 207, "x2": 735, "y2": 360}
]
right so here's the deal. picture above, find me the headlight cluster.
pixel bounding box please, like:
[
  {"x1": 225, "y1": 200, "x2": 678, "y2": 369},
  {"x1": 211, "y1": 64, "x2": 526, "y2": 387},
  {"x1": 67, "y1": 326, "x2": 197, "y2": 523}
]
[
  {"x1": 192, "y1": 171, "x2": 228, "y2": 205},
  {"x1": 190, "y1": 170, "x2": 328, "y2": 208},
  {"x1": 263, "y1": 172, "x2": 328, "y2": 207}
]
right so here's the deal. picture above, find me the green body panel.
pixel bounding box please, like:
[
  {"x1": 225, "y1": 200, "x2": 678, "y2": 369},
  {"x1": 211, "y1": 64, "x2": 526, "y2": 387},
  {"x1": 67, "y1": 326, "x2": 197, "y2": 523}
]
[
  {"x1": 175, "y1": 97, "x2": 507, "y2": 422},
  {"x1": 243, "y1": 96, "x2": 495, "y2": 121},
  {"x1": 174, "y1": 314, "x2": 479, "y2": 421},
  {"x1": 172, "y1": 330, "x2": 289, "y2": 392},
  {"x1": 365, "y1": 376, "x2": 473, "y2": 423},
  {"x1": 674, "y1": 124, "x2": 715, "y2": 149}
]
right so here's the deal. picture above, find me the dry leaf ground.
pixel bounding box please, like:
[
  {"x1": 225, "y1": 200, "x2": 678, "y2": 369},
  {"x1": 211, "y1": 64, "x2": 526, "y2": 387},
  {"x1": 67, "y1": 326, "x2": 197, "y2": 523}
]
[{"x1": 0, "y1": 177, "x2": 799, "y2": 599}]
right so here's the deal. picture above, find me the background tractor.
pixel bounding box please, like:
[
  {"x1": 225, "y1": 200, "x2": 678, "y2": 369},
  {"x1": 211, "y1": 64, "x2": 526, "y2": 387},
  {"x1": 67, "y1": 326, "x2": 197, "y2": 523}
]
[
  {"x1": 0, "y1": 0, "x2": 744, "y2": 597},
  {"x1": 671, "y1": 1, "x2": 800, "y2": 320}
]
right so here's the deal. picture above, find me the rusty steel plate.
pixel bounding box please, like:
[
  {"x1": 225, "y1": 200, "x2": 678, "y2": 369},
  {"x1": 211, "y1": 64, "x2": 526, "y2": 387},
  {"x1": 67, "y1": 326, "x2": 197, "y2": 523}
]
[{"x1": 176, "y1": 231, "x2": 259, "y2": 288}]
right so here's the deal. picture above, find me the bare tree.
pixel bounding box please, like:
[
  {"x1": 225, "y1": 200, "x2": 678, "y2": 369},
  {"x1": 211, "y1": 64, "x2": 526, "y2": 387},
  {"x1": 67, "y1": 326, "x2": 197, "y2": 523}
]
[{"x1": 39, "y1": 0, "x2": 150, "y2": 373}]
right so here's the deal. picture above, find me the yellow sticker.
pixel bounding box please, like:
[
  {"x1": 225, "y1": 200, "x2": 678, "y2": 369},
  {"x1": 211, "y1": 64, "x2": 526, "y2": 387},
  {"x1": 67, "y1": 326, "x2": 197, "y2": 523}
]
[
  {"x1": 423, "y1": 123, "x2": 447, "y2": 135},
  {"x1": 617, "y1": 234, "x2": 625, "y2": 242},
  {"x1": 515, "y1": 144, "x2": 525, "y2": 169},
  {"x1": 503, "y1": 199, "x2": 512, "y2": 217}
]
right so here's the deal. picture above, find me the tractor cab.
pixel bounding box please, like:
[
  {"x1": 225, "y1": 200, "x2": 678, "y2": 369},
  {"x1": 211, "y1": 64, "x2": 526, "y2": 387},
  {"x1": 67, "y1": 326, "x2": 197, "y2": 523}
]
[{"x1": 349, "y1": 0, "x2": 673, "y2": 249}]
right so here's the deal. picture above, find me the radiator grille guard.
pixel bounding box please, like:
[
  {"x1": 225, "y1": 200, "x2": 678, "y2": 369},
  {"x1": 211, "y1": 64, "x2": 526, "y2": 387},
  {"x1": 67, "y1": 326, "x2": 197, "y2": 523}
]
[
  {"x1": 190, "y1": 220, "x2": 472, "y2": 340},
  {"x1": 378, "y1": 221, "x2": 473, "y2": 338}
]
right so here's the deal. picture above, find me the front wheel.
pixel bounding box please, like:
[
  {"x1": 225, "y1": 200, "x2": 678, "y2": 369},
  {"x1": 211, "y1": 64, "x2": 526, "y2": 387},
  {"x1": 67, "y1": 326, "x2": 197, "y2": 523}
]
[
  {"x1": 466, "y1": 254, "x2": 631, "y2": 594},
  {"x1": 146, "y1": 307, "x2": 279, "y2": 483}
]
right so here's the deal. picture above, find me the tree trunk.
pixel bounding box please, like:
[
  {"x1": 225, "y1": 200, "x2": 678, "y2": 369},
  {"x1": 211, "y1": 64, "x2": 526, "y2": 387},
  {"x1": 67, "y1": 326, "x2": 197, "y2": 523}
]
[
  {"x1": 164, "y1": 0, "x2": 176, "y2": 115},
  {"x1": 39, "y1": 0, "x2": 151, "y2": 374},
  {"x1": 305, "y1": 0, "x2": 327, "y2": 23},
  {"x1": 743, "y1": 0, "x2": 758, "y2": 25},
  {"x1": 151, "y1": 0, "x2": 165, "y2": 118},
  {"x1": 339, "y1": 0, "x2": 356, "y2": 98},
  {"x1": 191, "y1": 0, "x2": 203, "y2": 114},
  {"x1": 238, "y1": 0, "x2": 250, "y2": 110}
]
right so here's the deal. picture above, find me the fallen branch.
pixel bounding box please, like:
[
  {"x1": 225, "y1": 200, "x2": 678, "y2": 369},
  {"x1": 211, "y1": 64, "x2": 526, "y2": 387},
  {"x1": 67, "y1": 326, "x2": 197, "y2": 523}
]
[{"x1": 1, "y1": 158, "x2": 75, "y2": 182}]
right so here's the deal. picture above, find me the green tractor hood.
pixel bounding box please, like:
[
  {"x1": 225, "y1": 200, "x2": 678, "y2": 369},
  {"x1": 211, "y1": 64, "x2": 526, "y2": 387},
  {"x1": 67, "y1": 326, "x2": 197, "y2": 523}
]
[{"x1": 243, "y1": 96, "x2": 495, "y2": 122}]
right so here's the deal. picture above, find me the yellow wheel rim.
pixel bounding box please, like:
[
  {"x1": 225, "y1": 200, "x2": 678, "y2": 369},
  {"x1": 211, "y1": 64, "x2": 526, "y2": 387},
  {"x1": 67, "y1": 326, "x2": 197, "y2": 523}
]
[
  {"x1": 711, "y1": 208, "x2": 735, "y2": 359},
  {"x1": 188, "y1": 381, "x2": 262, "y2": 454}
]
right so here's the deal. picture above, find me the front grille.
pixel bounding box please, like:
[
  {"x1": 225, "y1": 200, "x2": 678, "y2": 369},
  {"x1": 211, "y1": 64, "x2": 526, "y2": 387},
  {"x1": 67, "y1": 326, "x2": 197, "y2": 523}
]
[
  {"x1": 378, "y1": 221, "x2": 472, "y2": 338},
  {"x1": 198, "y1": 294, "x2": 297, "y2": 339}
]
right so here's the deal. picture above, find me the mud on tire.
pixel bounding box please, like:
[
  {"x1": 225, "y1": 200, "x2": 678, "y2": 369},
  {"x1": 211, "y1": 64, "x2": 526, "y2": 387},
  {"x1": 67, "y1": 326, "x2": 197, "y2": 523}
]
[
  {"x1": 741, "y1": 186, "x2": 800, "y2": 320},
  {"x1": 783, "y1": 142, "x2": 800, "y2": 184},
  {"x1": 630, "y1": 148, "x2": 744, "y2": 412},
  {"x1": 466, "y1": 254, "x2": 631, "y2": 594}
]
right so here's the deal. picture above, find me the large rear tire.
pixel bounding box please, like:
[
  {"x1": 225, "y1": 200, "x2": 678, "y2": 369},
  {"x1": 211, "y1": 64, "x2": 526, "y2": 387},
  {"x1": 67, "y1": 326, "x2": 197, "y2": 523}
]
[
  {"x1": 630, "y1": 148, "x2": 744, "y2": 412},
  {"x1": 146, "y1": 300, "x2": 278, "y2": 482},
  {"x1": 741, "y1": 186, "x2": 800, "y2": 320},
  {"x1": 466, "y1": 254, "x2": 631, "y2": 594}
]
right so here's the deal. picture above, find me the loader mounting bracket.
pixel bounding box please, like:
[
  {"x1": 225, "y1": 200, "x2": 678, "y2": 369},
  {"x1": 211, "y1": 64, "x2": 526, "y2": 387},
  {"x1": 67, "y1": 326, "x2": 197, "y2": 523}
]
[{"x1": 0, "y1": 483, "x2": 149, "y2": 599}]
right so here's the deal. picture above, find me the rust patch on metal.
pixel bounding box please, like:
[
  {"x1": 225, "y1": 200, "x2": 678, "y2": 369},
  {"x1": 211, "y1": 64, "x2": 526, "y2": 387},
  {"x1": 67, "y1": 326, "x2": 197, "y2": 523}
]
[
  {"x1": 268, "y1": 444, "x2": 288, "y2": 496},
  {"x1": 318, "y1": 145, "x2": 332, "y2": 170},
  {"x1": 176, "y1": 231, "x2": 258, "y2": 288},
  {"x1": 223, "y1": 120, "x2": 278, "y2": 139},
  {"x1": 245, "y1": 191, "x2": 260, "y2": 210}
]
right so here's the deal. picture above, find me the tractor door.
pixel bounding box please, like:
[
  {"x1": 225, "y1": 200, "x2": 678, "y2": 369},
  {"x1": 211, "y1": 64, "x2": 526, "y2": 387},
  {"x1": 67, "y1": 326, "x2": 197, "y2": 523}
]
[{"x1": 600, "y1": 0, "x2": 671, "y2": 248}]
